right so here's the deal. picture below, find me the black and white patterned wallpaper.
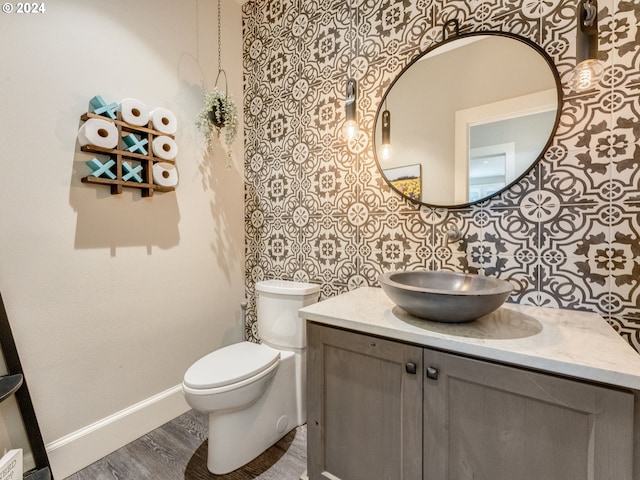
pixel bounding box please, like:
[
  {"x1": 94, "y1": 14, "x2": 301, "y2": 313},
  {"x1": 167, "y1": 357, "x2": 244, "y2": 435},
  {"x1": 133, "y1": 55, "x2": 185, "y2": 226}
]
[{"x1": 242, "y1": 0, "x2": 640, "y2": 352}]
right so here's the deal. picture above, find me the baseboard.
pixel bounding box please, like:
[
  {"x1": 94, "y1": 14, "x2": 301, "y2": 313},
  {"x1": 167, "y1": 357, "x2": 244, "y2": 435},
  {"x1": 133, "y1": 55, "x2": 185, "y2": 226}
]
[{"x1": 46, "y1": 384, "x2": 190, "y2": 479}]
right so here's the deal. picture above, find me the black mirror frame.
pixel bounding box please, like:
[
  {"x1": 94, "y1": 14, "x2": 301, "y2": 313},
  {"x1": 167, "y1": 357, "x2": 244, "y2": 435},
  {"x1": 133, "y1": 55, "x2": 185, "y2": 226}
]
[{"x1": 373, "y1": 28, "x2": 564, "y2": 208}]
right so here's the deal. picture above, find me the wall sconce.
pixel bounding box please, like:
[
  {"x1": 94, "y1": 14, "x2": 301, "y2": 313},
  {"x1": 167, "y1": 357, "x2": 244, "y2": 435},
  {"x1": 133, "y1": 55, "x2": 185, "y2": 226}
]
[
  {"x1": 343, "y1": 77, "x2": 358, "y2": 140},
  {"x1": 380, "y1": 107, "x2": 391, "y2": 160},
  {"x1": 569, "y1": 0, "x2": 603, "y2": 92}
]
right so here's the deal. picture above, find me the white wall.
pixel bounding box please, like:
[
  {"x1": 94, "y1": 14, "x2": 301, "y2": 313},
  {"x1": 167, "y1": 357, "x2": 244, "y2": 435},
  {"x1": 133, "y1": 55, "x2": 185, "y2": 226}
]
[{"x1": 0, "y1": 0, "x2": 245, "y2": 476}]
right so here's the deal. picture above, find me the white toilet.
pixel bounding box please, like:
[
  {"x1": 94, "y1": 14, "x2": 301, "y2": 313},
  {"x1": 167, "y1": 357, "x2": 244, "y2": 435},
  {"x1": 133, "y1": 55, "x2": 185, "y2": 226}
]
[{"x1": 182, "y1": 280, "x2": 320, "y2": 474}]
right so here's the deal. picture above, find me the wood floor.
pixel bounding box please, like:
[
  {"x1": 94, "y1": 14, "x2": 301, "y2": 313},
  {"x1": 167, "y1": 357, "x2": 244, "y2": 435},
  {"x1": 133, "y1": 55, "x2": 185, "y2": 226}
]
[{"x1": 65, "y1": 410, "x2": 307, "y2": 480}]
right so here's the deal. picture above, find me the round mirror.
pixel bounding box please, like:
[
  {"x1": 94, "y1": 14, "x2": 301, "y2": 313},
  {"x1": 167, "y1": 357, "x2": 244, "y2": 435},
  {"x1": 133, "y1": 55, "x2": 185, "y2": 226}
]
[{"x1": 374, "y1": 31, "x2": 562, "y2": 207}]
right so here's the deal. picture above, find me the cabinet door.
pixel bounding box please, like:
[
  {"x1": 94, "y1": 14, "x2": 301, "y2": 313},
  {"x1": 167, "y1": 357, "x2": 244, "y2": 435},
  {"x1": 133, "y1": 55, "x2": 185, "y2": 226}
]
[
  {"x1": 423, "y1": 349, "x2": 634, "y2": 480},
  {"x1": 307, "y1": 323, "x2": 423, "y2": 480}
]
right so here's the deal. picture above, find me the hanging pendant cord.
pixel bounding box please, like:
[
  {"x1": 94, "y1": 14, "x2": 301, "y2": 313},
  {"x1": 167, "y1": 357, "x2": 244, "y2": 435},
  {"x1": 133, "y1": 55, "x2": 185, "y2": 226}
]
[
  {"x1": 583, "y1": 0, "x2": 597, "y2": 27},
  {"x1": 348, "y1": 0, "x2": 352, "y2": 79},
  {"x1": 217, "y1": 0, "x2": 222, "y2": 74}
]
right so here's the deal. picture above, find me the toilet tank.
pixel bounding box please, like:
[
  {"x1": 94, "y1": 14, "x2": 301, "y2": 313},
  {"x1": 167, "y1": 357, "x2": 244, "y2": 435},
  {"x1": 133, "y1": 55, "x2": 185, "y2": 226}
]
[{"x1": 256, "y1": 280, "x2": 320, "y2": 349}]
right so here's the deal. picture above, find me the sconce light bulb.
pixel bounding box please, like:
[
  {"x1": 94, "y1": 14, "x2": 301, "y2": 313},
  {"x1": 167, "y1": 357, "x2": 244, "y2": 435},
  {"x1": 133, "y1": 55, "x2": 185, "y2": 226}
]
[
  {"x1": 380, "y1": 109, "x2": 391, "y2": 160},
  {"x1": 344, "y1": 77, "x2": 358, "y2": 140},
  {"x1": 380, "y1": 143, "x2": 391, "y2": 160},
  {"x1": 570, "y1": 58, "x2": 604, "y2": 92},
  {"x1": 343, "y1": 119, "x2": 358, "y2": 140}
]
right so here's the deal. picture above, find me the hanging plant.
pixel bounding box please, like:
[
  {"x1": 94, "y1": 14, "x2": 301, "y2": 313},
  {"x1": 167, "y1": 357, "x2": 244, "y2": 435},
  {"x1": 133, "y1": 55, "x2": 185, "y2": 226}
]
[
  {"x1": 196, "y1": 86, "x2": 239, "y2": 167},
  {"x1": 196, "y1": 0, "x2": 238, "y2": 168}
]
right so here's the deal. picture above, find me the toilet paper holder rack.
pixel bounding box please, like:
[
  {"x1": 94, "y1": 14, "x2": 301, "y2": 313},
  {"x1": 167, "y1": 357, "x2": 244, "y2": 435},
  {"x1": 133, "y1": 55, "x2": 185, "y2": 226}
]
[{"x1": 79, "y1": 108, "x2": 177, "y2": 197}]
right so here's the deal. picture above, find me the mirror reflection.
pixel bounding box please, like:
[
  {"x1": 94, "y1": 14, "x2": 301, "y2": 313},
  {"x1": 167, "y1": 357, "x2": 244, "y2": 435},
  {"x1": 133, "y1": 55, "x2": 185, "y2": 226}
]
[{"x1": 374, "y1": 33, "x2": 561, "y2": 207}]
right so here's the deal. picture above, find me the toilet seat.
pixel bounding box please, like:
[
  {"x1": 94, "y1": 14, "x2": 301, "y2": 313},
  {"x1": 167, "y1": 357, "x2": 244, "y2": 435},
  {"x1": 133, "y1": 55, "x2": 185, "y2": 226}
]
[{"x1": 184, "y1": 341, "x2": 280, "y2": 390}]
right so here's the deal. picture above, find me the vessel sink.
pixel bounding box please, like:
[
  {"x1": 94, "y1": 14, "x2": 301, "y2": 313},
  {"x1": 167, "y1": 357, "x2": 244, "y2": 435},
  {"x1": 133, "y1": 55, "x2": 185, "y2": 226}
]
[{"x1": 379, "y1": 270, "x2": 513, "y2": 323}]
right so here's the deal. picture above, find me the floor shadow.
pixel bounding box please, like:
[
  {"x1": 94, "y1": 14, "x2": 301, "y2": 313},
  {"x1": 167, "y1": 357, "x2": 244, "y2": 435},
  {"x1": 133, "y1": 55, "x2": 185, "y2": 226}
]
[{"x1": 185, "y1": 429, "x2": 297, "y2": 479}]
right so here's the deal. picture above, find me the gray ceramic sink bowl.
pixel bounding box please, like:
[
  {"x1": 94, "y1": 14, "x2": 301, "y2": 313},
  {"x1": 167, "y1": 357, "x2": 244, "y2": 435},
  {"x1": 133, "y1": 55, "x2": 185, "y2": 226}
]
[{"x1": 379, "y1": 270, "x2": 514, "y2": 323}]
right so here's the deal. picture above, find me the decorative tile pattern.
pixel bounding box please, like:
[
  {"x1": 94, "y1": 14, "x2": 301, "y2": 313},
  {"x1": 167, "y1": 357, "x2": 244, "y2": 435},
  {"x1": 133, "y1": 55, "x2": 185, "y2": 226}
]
[{"x1": 243, "y1": 0, "x2": 640, "y2": 353}]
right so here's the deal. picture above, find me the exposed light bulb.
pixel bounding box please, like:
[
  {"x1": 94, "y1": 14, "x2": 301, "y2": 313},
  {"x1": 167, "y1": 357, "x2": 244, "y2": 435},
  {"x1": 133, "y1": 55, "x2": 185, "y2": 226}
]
[
  {"x1": 343, "y1": 119, "x2": 358, "y2": 140},
  {"x1": 380, "y1": 142, "x2": 392, "y2": 160},
  {"x1": 380, "y1": 108, "x2": 391, "y2": 160},
  {"x1": 344, "y1": 77, "x2": 358, "y2": 141},
  {"x1": 570, "y1": 58, "x2": 604, "y2": 92},
  {"x1": 571, "y1": 0, "x2": 602, "y2": 93}
]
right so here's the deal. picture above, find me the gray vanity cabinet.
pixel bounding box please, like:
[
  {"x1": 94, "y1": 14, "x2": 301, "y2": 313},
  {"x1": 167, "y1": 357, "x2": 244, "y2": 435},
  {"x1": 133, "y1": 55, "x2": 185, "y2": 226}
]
[
  {"x1": 307, "y1": 322, "x2": 423, "y2": 480},
  {"x1": 423, "y1": 349, "x2": 634, "y2": 480},
  {"x1": 307, "y1": 322, "x2": 636, "y2": 480}
]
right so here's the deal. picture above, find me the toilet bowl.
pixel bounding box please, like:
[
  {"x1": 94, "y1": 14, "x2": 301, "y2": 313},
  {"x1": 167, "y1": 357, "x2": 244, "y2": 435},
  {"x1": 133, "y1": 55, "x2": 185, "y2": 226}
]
[{"x1": 182, "y1": 280, "x2": 320, "y2": 475}]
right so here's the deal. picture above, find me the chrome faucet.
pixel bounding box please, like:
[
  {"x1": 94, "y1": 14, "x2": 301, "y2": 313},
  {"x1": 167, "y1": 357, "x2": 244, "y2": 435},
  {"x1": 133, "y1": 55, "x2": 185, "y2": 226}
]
[{"x1": 445, "y1": 227, "x2": 463, "y2": 246}]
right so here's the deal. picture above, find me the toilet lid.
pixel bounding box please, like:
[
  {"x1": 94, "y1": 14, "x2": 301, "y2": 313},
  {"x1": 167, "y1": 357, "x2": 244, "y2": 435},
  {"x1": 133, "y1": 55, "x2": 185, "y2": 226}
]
[
  {"x1": 256, "y1": 279, "x2": 320, "y2": 295},
  {"x1": 184, "y1": 342, "x2": 280, "y2": 389}
]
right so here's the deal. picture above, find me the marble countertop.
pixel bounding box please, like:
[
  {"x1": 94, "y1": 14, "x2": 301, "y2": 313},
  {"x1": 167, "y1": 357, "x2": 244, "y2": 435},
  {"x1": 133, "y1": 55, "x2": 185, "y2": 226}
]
[{"x1": 299, "y1": 287, "x2": 640, "y2": 390}]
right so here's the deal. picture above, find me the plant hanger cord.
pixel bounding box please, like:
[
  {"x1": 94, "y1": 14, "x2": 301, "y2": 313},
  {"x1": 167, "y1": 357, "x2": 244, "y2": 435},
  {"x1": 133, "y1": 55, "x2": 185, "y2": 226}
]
[{"x1": 216, "y1": 0, "x2": 227, "y2": 97}]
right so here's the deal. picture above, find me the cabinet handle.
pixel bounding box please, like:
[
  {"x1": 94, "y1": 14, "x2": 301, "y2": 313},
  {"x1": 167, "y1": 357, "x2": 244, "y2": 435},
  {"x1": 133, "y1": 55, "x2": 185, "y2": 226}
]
[
  {"x1": 426, "y1": 366, "x2": 439, "y2": 380},
  {"x1": 405, "y1": 362, "x2": 417, "y2": 374}
]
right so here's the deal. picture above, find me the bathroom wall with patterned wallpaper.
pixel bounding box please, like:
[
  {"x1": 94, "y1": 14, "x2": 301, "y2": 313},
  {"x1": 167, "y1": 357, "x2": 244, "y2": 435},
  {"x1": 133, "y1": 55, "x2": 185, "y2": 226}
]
[{"x1": 242, "y1": 0, "x2": 640, "y2": 352}]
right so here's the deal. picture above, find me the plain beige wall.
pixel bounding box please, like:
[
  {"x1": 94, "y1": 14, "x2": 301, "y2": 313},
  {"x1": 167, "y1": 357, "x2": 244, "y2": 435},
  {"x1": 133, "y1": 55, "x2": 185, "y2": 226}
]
[{"x1": 0, "y1": 0, "x2": 245, "y2": 456}]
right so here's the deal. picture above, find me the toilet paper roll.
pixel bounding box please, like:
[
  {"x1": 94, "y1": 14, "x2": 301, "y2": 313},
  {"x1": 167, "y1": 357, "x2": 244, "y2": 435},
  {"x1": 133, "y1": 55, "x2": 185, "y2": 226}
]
[
  {"x1": 77, "y1": 118, "x2": 118, "y2": 149},
  {"x1": 152, "y1": 135, "x2": 179, "y2": 161},
  {"x1": 153, "y1": 162, "x2": 179, "y2": 188},
  {"x1": 120, "y1": 98, "x2": 150, "y2": 126},
  {"x1": 150, "y1": 107, "x2": 177, "y2": 135}
]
